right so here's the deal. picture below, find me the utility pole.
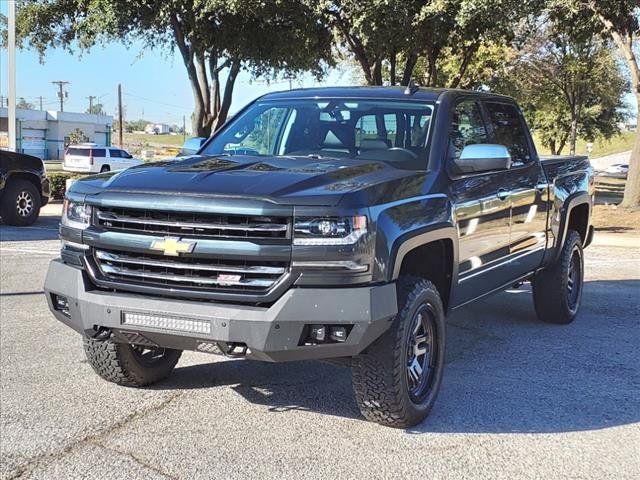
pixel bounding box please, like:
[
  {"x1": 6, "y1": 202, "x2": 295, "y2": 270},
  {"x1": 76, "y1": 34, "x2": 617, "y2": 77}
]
[
  {"x1": 87, "y1": 95, "x2": 96, "y2": 113},
  {"x1": 182, "y1": 115, "x2": 186, "y2": 142},
  {"x1": 37, "y1": 96, "x2": 44, "y2": 111},
  {"x1": 8, "y1": 0, "x2": 17, "y2": 151},
  {"x1": 51, "y1": 81, "x2": 70, "y2": 112},
  {"x1": 117, "y1": 84, "x2": 124, "y2": 148}
]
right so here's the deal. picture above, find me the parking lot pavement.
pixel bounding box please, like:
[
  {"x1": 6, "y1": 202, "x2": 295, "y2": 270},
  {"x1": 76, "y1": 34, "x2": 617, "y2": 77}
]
[{"x1": 1, "y1": 214, "x2": 639, "y2": 480}]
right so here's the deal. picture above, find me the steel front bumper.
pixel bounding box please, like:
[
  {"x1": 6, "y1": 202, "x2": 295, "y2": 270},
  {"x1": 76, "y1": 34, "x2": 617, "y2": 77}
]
[{"x1": 44, "y1": 259, "x2": 398, "y2": 362}]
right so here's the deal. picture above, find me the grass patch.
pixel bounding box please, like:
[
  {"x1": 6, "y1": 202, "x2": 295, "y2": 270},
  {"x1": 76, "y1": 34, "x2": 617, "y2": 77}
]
[
  {"x1": 533, "y1": 131, "x2": 636, "y2": 158},
  {"x1": 123, "y1": 132, "x2": 186, "y2": 148}
]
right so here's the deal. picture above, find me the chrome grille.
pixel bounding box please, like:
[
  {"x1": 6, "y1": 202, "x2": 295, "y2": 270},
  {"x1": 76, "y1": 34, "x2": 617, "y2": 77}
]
[
  {"x1": 95, "y1": 207, "x2": 290, "y2": 240},
  {"x1": 93, "y1": 249, "x2": 287, "y2": 292}
]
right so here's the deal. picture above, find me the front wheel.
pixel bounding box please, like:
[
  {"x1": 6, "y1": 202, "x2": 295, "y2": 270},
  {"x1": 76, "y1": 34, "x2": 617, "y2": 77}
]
[
  {"x1": 351, "y1": 277, "x2": 446, "y2": 428},
  {"x1": 532, "y1": 230, "x2": 584, "y2": 324},
  {"x1": 0, "y1": 179, "x2": 41, "y2": 226},
  {"x1": 83, "y1": 335, "x2": 182, "y2": 387}
]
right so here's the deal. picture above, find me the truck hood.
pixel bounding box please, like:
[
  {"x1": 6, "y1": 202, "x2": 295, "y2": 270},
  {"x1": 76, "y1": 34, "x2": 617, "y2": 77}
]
[{"x1": 72, "y1": 154, "x2": 416, "y2": 206}]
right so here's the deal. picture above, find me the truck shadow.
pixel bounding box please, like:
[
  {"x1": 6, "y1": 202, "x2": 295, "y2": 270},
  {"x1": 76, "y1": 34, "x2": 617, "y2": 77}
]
[
  {"x1": 162, "y1": 279, "x2": 640, "y2": 433},
  {"x1": 0, "y1": 214, "x2": 61, "y2": 241}
]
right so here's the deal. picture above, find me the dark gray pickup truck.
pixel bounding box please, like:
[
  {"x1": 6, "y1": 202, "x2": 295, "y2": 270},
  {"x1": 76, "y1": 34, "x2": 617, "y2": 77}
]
[{"x1": 44, "y1": 87, "x2": 594, "y2": 427}]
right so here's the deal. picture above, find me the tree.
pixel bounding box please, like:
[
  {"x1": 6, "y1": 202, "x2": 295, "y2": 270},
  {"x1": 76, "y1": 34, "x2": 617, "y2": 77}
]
[
  {"x1": 68, "y1": 128, "x2": 89, "y2": 145},
  {"x1": 318, "y1": 0, "x2": 541, "y2": 88},
  {"x1": 86, "y1": 102, "x2": 105, "y2": 115},
  {"x1": 501, "y1": 21, "x2": 628, "y2": 155},
  {"x1": 551, "y1": 0, "x2": 639, "y2": 206},
  {"x1": 16, "y1": 0, "x2": 333, "y2": 137},
  {"x1": 16, "y1": 97, "x2": 34, "y2": 109}
]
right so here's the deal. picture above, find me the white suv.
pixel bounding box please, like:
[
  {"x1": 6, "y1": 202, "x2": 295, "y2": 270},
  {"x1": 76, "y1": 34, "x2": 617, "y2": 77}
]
[{"x1": 63, "y1": 144, "x2": 144, "y2": 173}]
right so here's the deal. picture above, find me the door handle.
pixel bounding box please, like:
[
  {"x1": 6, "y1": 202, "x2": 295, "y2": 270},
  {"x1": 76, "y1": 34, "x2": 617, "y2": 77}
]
[{"x1": 496, "y1": 189, "x2": 511, "y2": 201}]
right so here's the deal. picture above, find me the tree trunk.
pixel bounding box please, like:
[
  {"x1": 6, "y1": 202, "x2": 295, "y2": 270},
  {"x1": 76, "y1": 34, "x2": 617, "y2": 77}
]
[
  {"x1": 389, "y1": 51, "x2": 397, "y2": 86},
  {"x1": 400, "y1": 53, "x2": 418, "y2": 86},
  {"x1": 549, "y1": 139, "x2": 557, "y2": 156},
  {"x1": 594, "y1": 10, "x2": 640, "y2": 207},
  {"x1": 212, "y1": 60, "x2": 241, "y2": 132},
  {"x1": 569, "y1": 103, "x2": 580, "y2": 156}
]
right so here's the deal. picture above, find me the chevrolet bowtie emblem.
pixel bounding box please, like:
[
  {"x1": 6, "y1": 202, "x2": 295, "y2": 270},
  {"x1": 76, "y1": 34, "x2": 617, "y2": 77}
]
[{"x1": 150, "y1": 237, "x2": 196, "y2": 256}]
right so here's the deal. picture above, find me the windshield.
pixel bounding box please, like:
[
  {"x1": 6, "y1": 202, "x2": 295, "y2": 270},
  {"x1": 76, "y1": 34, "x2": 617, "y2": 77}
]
[{"x1": 202, "y1": 98, "x2": 435, "y2": 169}]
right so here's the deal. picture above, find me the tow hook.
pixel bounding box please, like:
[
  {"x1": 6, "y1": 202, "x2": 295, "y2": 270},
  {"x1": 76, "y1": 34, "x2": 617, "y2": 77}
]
[{"x1": 88, "y1": 326, "x2": 112, "y2": 341}]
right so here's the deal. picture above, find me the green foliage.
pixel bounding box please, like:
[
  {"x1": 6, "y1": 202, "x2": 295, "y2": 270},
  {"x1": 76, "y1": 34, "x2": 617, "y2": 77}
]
[
  {"x1": 317, "y1": 0, "x2": 541, "y2": 87},
  {"x1": 86, "y1": 102, "x2": 105, "y2": 115},
  {"x1": 68, "y1": 128, "x2": 89, "y2": 145},
  {"x1": 16, "y1": 0, "x2": 333, "y2": 137},
  {"x1": 498, "y1": 21, "x2": 629, "y2": 155},
  {"x1": 16, "y1": 97, "x2": 34, "y2": 109},
  {"x1": 47, "y1": 172, "x2": 81, "y2": 199}
]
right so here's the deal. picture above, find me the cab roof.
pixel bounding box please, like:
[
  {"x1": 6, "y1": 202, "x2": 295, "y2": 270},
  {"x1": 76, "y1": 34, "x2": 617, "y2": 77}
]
[{"x1": 259, "y1": 86, "x2": 513, "y2": 103}]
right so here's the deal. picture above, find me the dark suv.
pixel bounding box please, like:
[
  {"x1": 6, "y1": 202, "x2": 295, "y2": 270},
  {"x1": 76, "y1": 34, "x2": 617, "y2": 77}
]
[
  {"x1": 0, "y1": 151, "x2": 50, "y2": 226},
  {"x1": 44, "y1": 87, "x2": 593, "y2": 427}
]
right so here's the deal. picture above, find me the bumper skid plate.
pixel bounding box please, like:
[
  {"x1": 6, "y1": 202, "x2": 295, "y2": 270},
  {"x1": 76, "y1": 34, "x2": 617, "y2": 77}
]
[{"x1": 44, "y1": 259, "x2": 398, "y2": 362}]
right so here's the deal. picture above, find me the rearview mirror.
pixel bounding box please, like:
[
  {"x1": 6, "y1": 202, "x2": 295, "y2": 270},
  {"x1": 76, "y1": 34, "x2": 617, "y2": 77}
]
[{"x1": 453, "y1": 144, "x2": 511, "y2": 174}]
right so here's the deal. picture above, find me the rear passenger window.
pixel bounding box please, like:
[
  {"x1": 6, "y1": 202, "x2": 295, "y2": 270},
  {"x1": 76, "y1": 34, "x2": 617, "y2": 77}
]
[
  {"x1": 484, "y1": 102, "x2": 531, "y2": 164},
  {"x1": 92, "y1": 148, "x2": 106, "y2": 157},
  {"x1": 109, "y1": 149, "x2": 122, "y2": 158},
  {"x1": 449, "y1": 101, "x2": 488, "y2": 160}
]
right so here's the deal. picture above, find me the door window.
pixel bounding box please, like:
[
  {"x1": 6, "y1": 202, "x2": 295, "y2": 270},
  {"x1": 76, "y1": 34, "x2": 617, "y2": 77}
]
[
  {"x1": 109, "y1": 149, "x2": 122, "y2": 158},
  {"x1": 449, "y1": 101, "x2": 489, "y2": 161},
  {"x1": 484, "y1": 102, "x2": 531, "y2": 164},
  {"x1": 91, "y1": 148, "x2": 106, "y2": 158}
]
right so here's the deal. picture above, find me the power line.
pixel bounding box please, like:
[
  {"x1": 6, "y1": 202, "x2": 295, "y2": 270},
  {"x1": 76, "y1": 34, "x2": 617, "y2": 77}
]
[{"x1": 124, "y1": 92, "x2": 192, "y2": 111}]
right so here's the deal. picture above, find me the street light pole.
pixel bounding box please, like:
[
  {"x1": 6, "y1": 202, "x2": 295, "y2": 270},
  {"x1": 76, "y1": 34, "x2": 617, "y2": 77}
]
[{"x1": 7, "y1": 0, "x2": 17, "y2": 152}]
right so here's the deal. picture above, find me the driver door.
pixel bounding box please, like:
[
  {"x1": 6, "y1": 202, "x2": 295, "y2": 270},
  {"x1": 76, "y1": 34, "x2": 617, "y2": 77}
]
[{"x1": 449, "y1": 100, "x2": 513, "y2": 306}]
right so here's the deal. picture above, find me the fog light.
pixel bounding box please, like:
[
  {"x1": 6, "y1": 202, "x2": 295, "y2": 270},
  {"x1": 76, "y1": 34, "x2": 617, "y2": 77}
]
[
  {"x1": 329, "y1": 326, "x2": 347, "y2": 342},
  {"x1": 310, "y1": 325, "x2": 326, "y2": 342},
  {"x1": 52, "y1": 294, "x2": 70, "y2": 318}
]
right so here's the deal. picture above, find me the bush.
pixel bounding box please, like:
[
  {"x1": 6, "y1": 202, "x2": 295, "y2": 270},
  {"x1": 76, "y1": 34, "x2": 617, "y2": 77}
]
[{"x1": 48, "y1": 172, "x2": 82, "y2": 200}]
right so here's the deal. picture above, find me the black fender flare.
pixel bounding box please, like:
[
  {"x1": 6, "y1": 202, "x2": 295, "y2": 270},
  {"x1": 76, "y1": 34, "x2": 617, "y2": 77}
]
[
  {"x1": 389, "y1": 224, "x2": 459, "y2": 306},
  {"x1": 551, "y1": 192, "x2": 592, "y2": 263}
]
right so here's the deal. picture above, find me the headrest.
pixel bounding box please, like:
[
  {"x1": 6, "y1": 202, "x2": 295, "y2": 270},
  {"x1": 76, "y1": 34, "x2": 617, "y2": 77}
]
[{"x1": 360, "y1": 138, "x2": 390, "y2": 151}]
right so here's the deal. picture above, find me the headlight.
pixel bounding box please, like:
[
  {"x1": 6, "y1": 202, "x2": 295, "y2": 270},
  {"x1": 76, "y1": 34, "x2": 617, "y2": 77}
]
[
  {"x1": 62, "y1": 200, "x2": 92, "y2": 230},
  {"x1": 293, "y1": 215, "x2": 367, "y2": 245}
]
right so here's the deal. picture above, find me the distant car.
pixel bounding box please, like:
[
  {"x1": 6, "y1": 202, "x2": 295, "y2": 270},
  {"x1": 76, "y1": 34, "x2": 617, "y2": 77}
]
[
  {"x1": 63, "y1": 144, "x2": 144, "y2": 173},
  {"x1": 178, "y1": 137, "x2": 207, "y2": 156},
  {"x1": 604, "y1": 163, "x2": 629, "y2": 175},
  {"x1": 0, "y1": 150, "x2": 50, "y2": 226}
]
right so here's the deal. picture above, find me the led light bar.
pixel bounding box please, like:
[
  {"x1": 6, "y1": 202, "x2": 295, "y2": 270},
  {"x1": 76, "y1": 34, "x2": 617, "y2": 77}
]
[{"x1": 122, "y1": 312, "x2": 211, "y2": 334}]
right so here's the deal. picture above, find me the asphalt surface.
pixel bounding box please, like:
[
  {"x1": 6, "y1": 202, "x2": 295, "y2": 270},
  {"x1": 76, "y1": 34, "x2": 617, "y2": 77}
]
[{"x1": 1, "y1": 205, "x2": 639, "y2": 479}]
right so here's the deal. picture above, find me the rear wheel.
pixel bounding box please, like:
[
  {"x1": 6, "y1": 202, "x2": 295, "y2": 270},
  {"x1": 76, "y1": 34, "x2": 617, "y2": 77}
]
[
  {"x1": 532, "y1": 230, "x2": 584, "y2": 324},
  {"x1": 0, "y1": 179, "x2": 41, "y2": 226},
  {"x1": 100, "y1": 165, "x2": 110, "y2": 173},
  {"x1": 83, "y1": 335, "x2": 182, "y2": 387},
  {"x1": 351, "y1": 277, "x2": 446, "y2": 428}
]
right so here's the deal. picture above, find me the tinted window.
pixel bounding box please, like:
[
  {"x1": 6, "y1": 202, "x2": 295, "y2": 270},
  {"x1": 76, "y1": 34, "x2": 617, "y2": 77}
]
[
  {"x1": 66, "y1": 148, "x2": 90, "y2": 156},
  {"x1": 109, "y1": 149, "x2": 122, "y2": 158},
  {"x1": 485, "y1": 102, "x2": 530, "y2": 163},
  {"x1": 91, "y1": 148, "x2": 106, "y2": 157},
  {"x1": 202, "y1": 99, "x2": 435, "y2": 169},
  {"x1": 449, "y1": 101, "x2": 488, "y2": 160}
]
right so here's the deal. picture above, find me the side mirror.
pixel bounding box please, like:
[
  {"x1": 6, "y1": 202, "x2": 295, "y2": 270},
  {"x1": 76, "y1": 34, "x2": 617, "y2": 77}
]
[{"x1": 453, "y1": 144, "x2": 511, "y2": 174}]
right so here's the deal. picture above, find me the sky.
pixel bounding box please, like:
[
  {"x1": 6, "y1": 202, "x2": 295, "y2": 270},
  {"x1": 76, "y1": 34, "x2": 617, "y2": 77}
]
[
  {"x1": 0, "y1": 1, "x2": 349, "y2": 130},
  {"x1": 0, "y1": 3, "x2": 636, "y2": 129}
]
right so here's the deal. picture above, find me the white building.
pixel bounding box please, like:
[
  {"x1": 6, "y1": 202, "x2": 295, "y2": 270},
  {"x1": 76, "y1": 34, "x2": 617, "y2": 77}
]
[
  {"x1": 144, "y1": 123, "x2": 171, "y2": 135},
  {"x1": 0, "y1": 108, "x2": 113, "y2": 160}
]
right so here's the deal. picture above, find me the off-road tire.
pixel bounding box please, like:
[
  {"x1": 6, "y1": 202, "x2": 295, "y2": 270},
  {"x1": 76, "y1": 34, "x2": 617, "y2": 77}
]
[
  {"x1": 1, "y1": 179, "x2": 41, "y2": 226},
  {"x1": 83, "y1": 335, "x2": 182, "y2": 387},
  {"x1": 532, "y1": 230, "x2": 584, "y2": 324},
  {"x1": 351, "y1": 276, "x2": 446, "y2": 428}
]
